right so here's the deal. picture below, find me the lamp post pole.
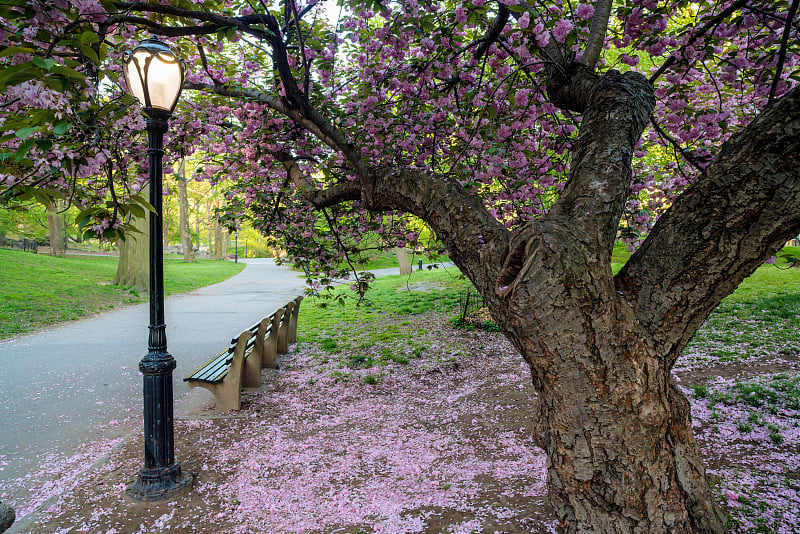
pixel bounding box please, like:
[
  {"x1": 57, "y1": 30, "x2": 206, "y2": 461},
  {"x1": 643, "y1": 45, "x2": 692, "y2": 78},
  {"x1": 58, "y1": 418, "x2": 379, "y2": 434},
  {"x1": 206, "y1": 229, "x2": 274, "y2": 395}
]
[
  {"x1": 234, "y1": 231, "x2": 238, "y2": 263},
  {"x1": 123, "y1": 38, "x2": 192, "y2": 502}
]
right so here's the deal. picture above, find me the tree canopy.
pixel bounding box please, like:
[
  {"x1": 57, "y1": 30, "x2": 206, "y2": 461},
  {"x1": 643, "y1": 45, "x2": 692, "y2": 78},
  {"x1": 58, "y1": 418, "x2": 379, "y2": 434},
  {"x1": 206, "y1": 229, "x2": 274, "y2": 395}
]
[{"x1": 2, "y1": 1, "x2": 795, "y2": 276}]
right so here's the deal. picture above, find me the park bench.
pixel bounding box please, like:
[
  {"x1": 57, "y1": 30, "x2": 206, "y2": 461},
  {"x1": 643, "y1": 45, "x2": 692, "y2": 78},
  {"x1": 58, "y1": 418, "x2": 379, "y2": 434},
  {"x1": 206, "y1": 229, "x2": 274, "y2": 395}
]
[{"x1": 184, "y1": 296, "x2": 303, "y2": 411}]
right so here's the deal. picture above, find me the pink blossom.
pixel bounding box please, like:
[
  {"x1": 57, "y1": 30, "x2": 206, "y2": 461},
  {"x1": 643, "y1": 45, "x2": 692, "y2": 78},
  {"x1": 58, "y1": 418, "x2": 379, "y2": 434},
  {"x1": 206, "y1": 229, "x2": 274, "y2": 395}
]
[{"x1": 552, "y1": 19, "x2": 573, "y2": 43}]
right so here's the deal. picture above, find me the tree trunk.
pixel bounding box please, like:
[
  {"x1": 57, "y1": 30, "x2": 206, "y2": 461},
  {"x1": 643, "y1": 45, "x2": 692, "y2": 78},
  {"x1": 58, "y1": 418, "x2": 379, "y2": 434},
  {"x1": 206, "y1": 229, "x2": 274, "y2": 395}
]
[
  {"x1": 207, "y1": 200, "x2": 213, "y2": 254},
  {"x1": 394, "y1": 247, "x2": 412, "y2": 275},
  {"x1": 348, "y1": 69, "x2": 739, "y2": 533},
  {"x1": 176, "y1": 158, "x2": 196, "y2": 263},
  {"x1": 214, "y1": 221, "x2": 227, "y2": 259},
  {"x1": 498, "y1": 227, "x2": 725, "y2": 533},
  {"x1": 45, "y1": 198, "x2": 65, "y2": 257},
  {"x1": 114, "y1": 184, "x2": 149, "y2": 293},
  {"x1": 193, "y1": 198, "x2": 201, "y2": 248},
  {"x1": 213, "y1": 198, "x2": 227, "y2": 259}
]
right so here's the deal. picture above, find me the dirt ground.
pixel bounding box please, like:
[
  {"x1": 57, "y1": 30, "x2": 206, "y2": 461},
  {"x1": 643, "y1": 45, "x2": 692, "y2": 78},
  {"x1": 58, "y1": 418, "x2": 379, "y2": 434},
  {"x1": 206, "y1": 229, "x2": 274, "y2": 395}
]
[{"x1": 8, "y1": 313, "x2": 800, "y2": 533}]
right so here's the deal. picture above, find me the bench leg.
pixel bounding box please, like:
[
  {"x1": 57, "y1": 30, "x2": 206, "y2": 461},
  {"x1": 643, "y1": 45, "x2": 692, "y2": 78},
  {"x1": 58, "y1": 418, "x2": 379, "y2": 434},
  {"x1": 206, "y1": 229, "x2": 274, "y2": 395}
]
[
  {"x1": 192, "y1": 331, "x2": 250, "y2": 411},
  {"x1": 263, "y1": 310, "x2": 283, "y2": 368},
  {"x1": 187, "y1": 381, "x2": 240, "y2": 411},
  {"x1": 277, "y1": 303, "x2": 292, "y2": 354}
]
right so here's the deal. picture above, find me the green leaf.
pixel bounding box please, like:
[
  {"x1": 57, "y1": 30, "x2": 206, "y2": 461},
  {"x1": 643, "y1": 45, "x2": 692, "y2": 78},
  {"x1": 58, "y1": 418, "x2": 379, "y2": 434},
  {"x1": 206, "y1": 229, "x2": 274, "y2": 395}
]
[
  {"x1": 80, "y1": 30, "x2": 100, "y2": 45},
  {"x1": 0, "y1": 46, "x2": 35, "y2": 58},
  {"x1": 32, "y1": 57, "x2": 56, "y2": 71},
  {"x1": 0, "y1": 62, "x2": 38, "y2": 90},
  {"x1": 80, "y1": 44, "x2": 99, "y2": 65},
  {"x1": 53, "y1": 121, "x2": 71, "y2": 135},
  {"x1": 34, "y1": 138, "x2": 52, "y2": 151},
  {"x1": 50, "y1": 65, "x2": 86, "y2": 80},
  {"x1": 45, "y1": 76, "x2": 65, "y2": 92},
  {"x1": 15, "y1": 126, "x2": 38, "y2": 139},
  {"x1": 131, "y1": 194, "x2": 155, "y2": 213},
  {"x1": 128, "y1": 203, "x2": 146, "y2": 218}
]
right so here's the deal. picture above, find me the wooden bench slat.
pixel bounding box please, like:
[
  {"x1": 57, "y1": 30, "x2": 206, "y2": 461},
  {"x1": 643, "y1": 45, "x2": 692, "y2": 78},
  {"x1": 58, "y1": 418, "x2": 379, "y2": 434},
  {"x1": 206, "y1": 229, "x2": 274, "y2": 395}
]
[{"x1": 185, "y1": 351, "x2": 230, "y2": 383}]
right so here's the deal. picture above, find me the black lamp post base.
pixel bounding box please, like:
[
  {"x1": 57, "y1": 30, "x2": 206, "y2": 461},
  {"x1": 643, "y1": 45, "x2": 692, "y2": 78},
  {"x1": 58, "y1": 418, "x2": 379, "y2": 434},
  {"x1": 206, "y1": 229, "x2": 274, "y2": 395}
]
[{"x1": 125, "y1": 462, "x2": 193, "y2": 503}]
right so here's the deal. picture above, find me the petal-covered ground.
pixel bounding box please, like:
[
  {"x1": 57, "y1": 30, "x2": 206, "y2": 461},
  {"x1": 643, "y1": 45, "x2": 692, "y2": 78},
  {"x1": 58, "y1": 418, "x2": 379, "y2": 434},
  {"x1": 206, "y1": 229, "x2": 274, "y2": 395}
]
[{"x1": 6, "y1": 311, "x2": 799, "y2": 533}]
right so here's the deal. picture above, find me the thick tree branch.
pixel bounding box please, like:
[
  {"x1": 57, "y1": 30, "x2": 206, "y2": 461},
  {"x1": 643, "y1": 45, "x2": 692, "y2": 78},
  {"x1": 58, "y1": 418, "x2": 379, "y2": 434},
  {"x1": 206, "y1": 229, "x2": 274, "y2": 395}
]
[
  {"x1": 548, "y1": 69, "x2": 654, "y2": 251},
  {"x1": 616, "y1": 85, "x2": 800, "y2": 362},
  {"x1": 473, "y1": 3, "x2": 510, "y2": 60},
  {"x1": 497, "y1": 69, "x2": 654, "y2": 298},
  {"x1": 183, "y1": 81, "x2": 359, "y2": 169},
  {"x1": 115, "y1": 2, "x2": 277, "y2": 30},
  {"x1": 104, "y1": 15, "x2": 230, "y2": 37},
  {"x1": 579, "y1": 0, "x2": 613, "y2": 69},
  {"x1": 274, "y1": 152, "x2": 361, "y2": 207},
  {"x1": 545, "y1": 61, "x2": 597, "y2": 113},
  {"x1": 362, "y1": 168, "x2": 510, "y2": 297}
]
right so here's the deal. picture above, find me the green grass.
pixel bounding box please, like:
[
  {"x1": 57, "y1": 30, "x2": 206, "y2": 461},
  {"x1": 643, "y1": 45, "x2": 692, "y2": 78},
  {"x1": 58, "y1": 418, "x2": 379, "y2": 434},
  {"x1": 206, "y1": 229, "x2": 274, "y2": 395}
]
[
  {"x1": 298, "y1": 268, "x2": 471, "y2": 345},
  {"x1": 298, "y1": 244, "x2": 799, "y2": 372},
  {"x1": 0, "y1": 248, "x2": 244, "y2": 339},
  {"x1": 685, "y1": 256, "x2": 800, "y2": 363},
  {"x1": 293, "y1": 249, "x2": 452, "y2": 272}
]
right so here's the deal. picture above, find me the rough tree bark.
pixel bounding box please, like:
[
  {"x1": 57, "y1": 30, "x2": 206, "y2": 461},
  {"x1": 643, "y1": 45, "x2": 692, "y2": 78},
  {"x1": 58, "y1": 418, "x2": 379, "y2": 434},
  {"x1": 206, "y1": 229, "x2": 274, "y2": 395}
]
[
  {"x1": 193, "y1": 197, "x2": 201, "y2": 248},
  {"x1": 176, "y1": 158, "x2": 196, "y2": 263},
  {"x1": 213, "y1": 223, "x2": 226, "y2": 259},
  {"x1": 206, "y1": 199, "x2": 213, "y2": 254},
  {"x1": 113, "y1": 184, "x2": 149, "y2": 293}
]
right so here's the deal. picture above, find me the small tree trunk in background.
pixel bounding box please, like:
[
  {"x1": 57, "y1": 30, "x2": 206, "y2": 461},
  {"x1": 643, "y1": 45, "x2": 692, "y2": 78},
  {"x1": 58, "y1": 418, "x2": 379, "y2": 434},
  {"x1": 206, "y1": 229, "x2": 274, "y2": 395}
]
[
  {"x1": 394, "y1": 247, "x2": 412, "y2": 275},
  {"x1": 45, "y1": 198, "x2": 66, "y2": 257},
  {"x1": 162, "y1": 189, "x2": 171, "y2": 248},
  {"x1": 176, "y1": 158, "x2": 196, "y2": 263},
  {"x1": 113, "y1": 184, "x2": 149, "y2": 293},
  {"x1": 206, "y1": 200, "x2": 213, "y2": 254},
  {"x1": 193, "y1": 198, "x2": 201, "y2": 249},
  {"x1": 214, "y1": 222, "x2": 226, "y2": 260}
]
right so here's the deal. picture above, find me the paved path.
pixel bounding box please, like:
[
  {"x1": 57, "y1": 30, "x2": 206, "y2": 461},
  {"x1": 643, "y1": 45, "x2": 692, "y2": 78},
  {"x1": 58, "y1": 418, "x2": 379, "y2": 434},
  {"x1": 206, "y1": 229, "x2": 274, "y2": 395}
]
[{"x1": 0, "y1": 258, "x2": 305, "y2": 487}]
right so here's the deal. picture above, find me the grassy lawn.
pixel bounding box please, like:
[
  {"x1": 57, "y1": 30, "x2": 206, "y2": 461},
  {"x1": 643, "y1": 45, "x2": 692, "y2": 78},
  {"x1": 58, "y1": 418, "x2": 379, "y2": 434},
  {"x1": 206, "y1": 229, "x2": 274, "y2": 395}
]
[
  {"x1": 299, "y1": 267, "x2": 471, "y2": 345},
  {"x1": 298, "y1": 247, "x2": 799, "y2": 381},
  {"x1": 0, "y1": 248, "x2": 244, "y2": 339},
  {"x1": 682, "y1": 248, "x2": 800, "y2": 367}
]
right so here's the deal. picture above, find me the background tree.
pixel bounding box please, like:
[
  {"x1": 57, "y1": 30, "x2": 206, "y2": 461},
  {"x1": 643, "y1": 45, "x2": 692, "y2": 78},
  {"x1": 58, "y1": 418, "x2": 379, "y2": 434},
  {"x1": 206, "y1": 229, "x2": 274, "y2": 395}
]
[
  {"x1": 176, "y1": 157, "x2": 196, "y2": 263},
  {"x1": 112, "y1": 184, "x2": 148, "y2": 293},
  {"x1": 43, "y1": 196, "x2": 66, "y2": 256},
  {"x1": 1, "y1": 1, "x2": 798, "y2": 532}
]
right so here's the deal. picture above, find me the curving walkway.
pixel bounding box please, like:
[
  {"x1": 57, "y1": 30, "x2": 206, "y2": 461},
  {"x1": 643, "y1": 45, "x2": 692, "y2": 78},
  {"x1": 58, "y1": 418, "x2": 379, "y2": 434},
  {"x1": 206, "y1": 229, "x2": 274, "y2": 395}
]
[{"x1": 0, "y1": 258, "x2": 305, "y2": 485}]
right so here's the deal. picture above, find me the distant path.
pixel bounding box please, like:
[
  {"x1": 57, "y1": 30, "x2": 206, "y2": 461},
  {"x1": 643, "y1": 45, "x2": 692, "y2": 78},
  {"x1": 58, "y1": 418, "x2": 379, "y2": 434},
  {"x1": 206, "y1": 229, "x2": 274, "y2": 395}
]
[{"x1": 0, "y1": 258, "x2": 305, "y2": 486}]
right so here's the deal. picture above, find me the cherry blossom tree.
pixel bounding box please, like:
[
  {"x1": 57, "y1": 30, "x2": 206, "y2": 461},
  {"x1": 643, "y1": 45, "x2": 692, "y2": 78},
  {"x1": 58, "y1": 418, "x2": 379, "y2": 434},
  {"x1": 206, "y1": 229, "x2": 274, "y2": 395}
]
[{"x1": 1, "y1": 0, "x2": 799, "y2": 532}]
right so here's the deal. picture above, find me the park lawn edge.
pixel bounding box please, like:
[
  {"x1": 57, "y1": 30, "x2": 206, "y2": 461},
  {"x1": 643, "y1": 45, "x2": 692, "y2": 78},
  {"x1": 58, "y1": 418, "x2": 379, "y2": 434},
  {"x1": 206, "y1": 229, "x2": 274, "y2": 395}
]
[{"x1": 0, "y1": 248, "x2": 245, "y2": 340}]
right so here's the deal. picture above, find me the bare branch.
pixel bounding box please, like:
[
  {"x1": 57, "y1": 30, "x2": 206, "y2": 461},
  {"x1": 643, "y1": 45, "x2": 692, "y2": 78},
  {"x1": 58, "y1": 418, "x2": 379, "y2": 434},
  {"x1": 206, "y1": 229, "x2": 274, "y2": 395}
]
[
  {"x1": 767, "y1": 0, "x2": 799, "y2": 106},
  {"x1": 649, "y1": 0, "x2": 749, "y2": 83}
]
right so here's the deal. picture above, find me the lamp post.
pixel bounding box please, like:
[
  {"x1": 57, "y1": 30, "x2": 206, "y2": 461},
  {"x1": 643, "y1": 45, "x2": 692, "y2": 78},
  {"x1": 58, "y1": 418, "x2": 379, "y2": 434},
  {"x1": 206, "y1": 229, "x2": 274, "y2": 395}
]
[
  {"x1": 122, "y1": 37, "x2": 192, "y2": 502},
  {"x1": 234, "y1": 231, "x2": 238, "y2": 263}
]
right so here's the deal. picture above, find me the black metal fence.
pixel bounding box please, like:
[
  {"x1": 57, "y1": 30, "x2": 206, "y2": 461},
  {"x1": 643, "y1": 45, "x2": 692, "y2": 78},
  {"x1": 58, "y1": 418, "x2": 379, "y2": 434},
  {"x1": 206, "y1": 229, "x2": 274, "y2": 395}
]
[
  {"x1": 0, "y1": 236, "x2": 40, "y2": 253},
  {"x1": 457, "y1": 290, "x2": 484, "y2": 323}
]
